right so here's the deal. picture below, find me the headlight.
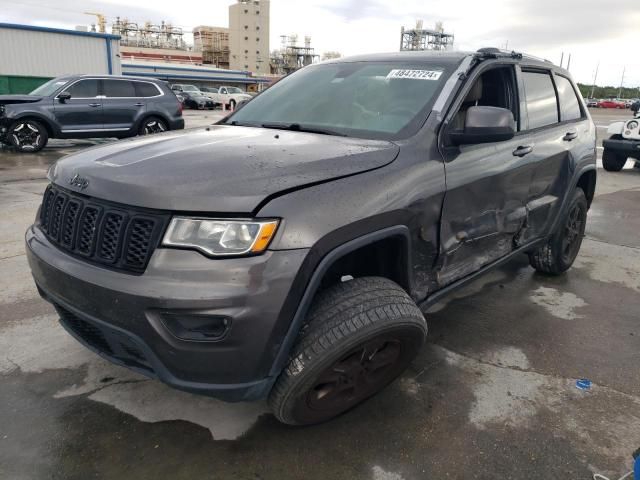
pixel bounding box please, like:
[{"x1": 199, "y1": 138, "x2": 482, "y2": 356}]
[
  {"x1": 162, "y1": 218, "x2": 278, "y2": 256},
  {"x1": 627, "y1": 121, "x2": 638, "y2": 130}
]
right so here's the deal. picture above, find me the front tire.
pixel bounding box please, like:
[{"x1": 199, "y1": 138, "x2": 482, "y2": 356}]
[
  {"x1": 269, "y1": 277, "x2": 427, "y2": 426},
  {"x1": 138, "y1": 117, "x2": 167, "y2": 136},
  {"x1": 8, "y1": 119, "x2": 48, "y2": 152},
  {"x1": 529, "y1": 188, "x2": 588, "y2": 275},
  {"x1": 602, "y1": 149, "x2": 627, "y2": 172}
]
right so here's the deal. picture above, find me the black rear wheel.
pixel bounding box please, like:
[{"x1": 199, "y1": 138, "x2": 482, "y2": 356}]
[
  {"x1": 139, "y1": 117, "x2": 167, "y2": 136},
  {"x1": 8, "y1": 119, "x2": 48, "y2": 152},
  {"x1": 529, "y1": 188, "x2": 588, "y2": 275},
  {"x1": 269, "y1": 277, "x2": 427, "y2": 425}
]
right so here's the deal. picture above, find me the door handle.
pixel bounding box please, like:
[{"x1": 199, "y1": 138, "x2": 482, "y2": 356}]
[
  {"x1": 88, "y1": 103, "x2": 101, "y2": 107},
  {"x1": 563, "y1": 131, "x2": 578, "y2": 141},
  {"x1": 134, "y1": 103, "x2": 144, "y2": 107},
  {"x1": 512, "y1": 145, "x2": 533, "y2": 157}
]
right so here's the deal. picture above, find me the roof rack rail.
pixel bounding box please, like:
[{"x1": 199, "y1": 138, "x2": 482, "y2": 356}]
[{"x1": 475, "y1": 47, "x2": 554, "y2": 64}]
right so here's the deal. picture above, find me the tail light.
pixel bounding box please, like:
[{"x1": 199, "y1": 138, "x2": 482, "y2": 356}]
[{"x1": 177, "y1": 101, "x2": 183, "y2": 116}]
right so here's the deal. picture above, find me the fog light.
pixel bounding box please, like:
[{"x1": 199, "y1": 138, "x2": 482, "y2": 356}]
[{"x1": 160, "y1": 313, "x2": 231, "y2": 342}]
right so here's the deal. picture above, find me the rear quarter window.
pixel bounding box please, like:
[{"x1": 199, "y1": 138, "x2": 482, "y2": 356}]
[
  {"x1": 555, "y1": 75, "x2": 582, "y2": 122},
  {"x1": 135, "y1": 82, "x2": 161, "y2": 97},
  {"x1": 522, "y1": 71, "x2": 559, "y2": 129}
]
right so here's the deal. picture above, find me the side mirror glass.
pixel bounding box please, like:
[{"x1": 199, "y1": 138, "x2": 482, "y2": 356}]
[
  {"x1": 58, "y1": 91, "x2": 72, "y2": 103},
  {"x1": 450, "y1": 106, "x2": 516, "y2": 145}
]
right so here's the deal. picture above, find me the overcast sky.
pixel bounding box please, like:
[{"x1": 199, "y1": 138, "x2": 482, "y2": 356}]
[{"x1": 2, "y1": 0, "x2": 638, "y2": 88}]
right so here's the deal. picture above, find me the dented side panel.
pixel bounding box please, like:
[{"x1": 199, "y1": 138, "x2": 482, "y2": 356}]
[{"x1": 437, "y1": 137, "x2": 535, "y2": 286}]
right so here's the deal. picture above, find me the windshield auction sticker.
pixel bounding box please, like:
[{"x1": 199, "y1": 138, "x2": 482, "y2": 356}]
[{"x1": 386, "y1": 69, "x2": 443, "y2": 80}]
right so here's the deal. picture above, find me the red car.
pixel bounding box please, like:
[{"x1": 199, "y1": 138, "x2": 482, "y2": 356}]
[{"x1": 597, "y1": 100, "x2": 626, "y2": 109}]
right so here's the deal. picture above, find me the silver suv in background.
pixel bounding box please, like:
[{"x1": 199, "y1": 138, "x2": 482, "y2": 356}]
[{"x1": 0, "y1": 75, "x2": 184, "y2": 152}]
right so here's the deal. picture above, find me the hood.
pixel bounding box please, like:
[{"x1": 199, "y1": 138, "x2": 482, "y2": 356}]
[
  {"x1": 0, "y1": 95, "x2": 43, "y2": 105},
  {"x1": 50, "y1": 125, "x2": 400, "y2": 213}
]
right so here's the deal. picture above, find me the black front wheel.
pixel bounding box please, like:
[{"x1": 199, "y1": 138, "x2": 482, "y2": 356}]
[
  {"x1": 269, "y1": 277, "x2": 427, "y2": 425},
  {"x1": 529, "y1": 188, "x2": 588, "y2": 275},
  {"x1": 139, "y1": 117, "x2": 167, "y2": 136},
  {"x1": 602, "y1": 149, "x2": 627, "y2": 172},
  {"x1": 8, "y1": 120, "x2": 48, "y2": 152}
]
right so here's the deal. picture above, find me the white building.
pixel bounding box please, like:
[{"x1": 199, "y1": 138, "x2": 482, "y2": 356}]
[
  {"x1": 228, "y1": 0, "x2": 270, "y2": 74},
  {"x1": 0, "y1": 23, "x2": 121, "y2": 94}
]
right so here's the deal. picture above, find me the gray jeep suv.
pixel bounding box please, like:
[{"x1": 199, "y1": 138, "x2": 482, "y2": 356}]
[
  {"x1": 0, "y1": 75, "x2": 184, "y2": 152},
  {"x1": 26, "y1": 49, "x2": 597, "y2": 425}
]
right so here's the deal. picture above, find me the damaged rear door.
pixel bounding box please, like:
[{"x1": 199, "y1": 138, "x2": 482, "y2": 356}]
[{"x1": 436, "y1": 63, "x2": 535, "y2": 286}]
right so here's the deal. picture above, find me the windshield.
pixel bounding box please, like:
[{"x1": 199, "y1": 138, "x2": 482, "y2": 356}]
[
  {"x1": 225, "y1": 61, "x2": 451, "y2": 140},
  {"x1": 182, "y1": 85, "x2": 200, "y2": 92},
  {"x1": 226, "y1": 87, "x2": 244, "y2": 94},
  {"x1": 30, "y1": 79, "x2": 69, "y2": 96}
]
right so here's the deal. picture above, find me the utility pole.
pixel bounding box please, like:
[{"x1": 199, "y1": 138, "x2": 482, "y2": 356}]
[
  {"x1": 560, "y1": 52, "x2": 564, "y2": 68},
  {"x1": 590, "y1": 62, "x2": 599, "y2": 99},
  {"x1": 566, "y1": 53, "x2": 571, "y2": 71},
  {"x1": 618, "y1": 66, "x2": 626, "y2": 98}
]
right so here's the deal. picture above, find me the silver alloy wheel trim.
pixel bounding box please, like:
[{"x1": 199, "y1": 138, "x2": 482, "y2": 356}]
[
  {"x1": 143, "y1": 120, "x2": 166, "y2": 135},
  {"x1": 11, "y1": 122, "x2": 41, "y2": 150}
]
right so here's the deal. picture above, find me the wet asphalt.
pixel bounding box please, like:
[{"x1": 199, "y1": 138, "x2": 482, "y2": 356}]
[{"x1": 1, "y1": 109, "x2": 639, "y2": 480}]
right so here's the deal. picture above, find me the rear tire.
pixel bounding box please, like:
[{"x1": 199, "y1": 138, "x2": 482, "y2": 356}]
[
  {"x1": 269, "y1": 277, "x2": 427, "y2": 426},
  {"x1": 7, "y1": 119, "x2": 48, "y2": 152},
  {"x1": 138, "y1": 116, "x2": 168, "y2": 136},
  {"x1": 602, "y1": 149, "x2": 627, "y2": 171},
  {"x1": 529, "y1": 188, "x2": 588, "y2": 275}
]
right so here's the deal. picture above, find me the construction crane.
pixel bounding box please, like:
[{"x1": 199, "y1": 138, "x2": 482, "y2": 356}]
[{"x1": 85, "y1": 12, "x2": 107, "y2": 33}]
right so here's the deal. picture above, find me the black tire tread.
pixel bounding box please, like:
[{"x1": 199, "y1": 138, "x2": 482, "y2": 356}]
[
  {"x1": 528, "y1": 188, "x2": 587, "y2": 275},
  {"x1": 602, "y1": 147, "x2": 627, "y2": 172},
  {"x1": 268, "y1": 277, "x2": 426, "y2": 425}
]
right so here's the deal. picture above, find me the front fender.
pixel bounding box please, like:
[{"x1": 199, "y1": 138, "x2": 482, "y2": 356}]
[
  {"x1": 7, "y1": 109, "x2": 59, "y2": 136},
  {"x1": 266, "y1": 225, "x2": 412, "y2": 378},
  {"x1": 607, "y1": 122, "x2": 625, "y2": 135}
]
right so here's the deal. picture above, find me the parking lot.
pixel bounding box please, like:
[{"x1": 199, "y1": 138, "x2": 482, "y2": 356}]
[{"x1": 1, "y1": 108, "x2": 639, "y2": 479}]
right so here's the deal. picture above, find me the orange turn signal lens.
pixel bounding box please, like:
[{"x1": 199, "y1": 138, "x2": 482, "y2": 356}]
[{"x1": 251, "y1": 221, "x2": 279, "y2": 253}]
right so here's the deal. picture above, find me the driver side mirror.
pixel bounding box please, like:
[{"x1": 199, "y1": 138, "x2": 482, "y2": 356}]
[
  {"x1": 450, "y1": 106, "x2": 515, "y2": 145},
  {"x1": 57, "y1": 91, "x2": 71, "y2": 103}
]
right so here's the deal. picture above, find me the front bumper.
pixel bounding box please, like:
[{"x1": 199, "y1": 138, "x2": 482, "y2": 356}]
[
  {"x1": 26, "y1": 224, "x2": 308, "y2": 401},
  {"x1": 603, "y1": 138, "x2": 640, "y2": 156}
]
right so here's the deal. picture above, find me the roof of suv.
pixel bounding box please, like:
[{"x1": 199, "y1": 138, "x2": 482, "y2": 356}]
[
  {"x1": 69, "y1": 74, "x2": 166, "y2": 83},
  {"x1": 324, "y1": 49, "x2": 563, "y2": 73}
]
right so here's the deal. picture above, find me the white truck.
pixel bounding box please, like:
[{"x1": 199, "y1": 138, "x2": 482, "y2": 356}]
[{"x1": 210, "y1": 86, "x2": 252, "y2": 109}]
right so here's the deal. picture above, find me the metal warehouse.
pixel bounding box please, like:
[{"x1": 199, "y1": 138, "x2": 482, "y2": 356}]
[{"x1": 0, "y1": 23, "x2": 121, "y2": 94}]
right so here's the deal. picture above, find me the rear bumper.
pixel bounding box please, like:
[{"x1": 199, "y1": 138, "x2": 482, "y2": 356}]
[
  {"x1": 26, "y1": 224, "x2": 309, "y2": 401},
  {"x1": 603, "y1": 138, "x2": 640, "y2": 156},
  {"x1": 169, "y1": 117, "x2": 185, "y2": 130}
]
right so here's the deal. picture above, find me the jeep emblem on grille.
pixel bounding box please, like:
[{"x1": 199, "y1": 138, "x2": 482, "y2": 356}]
[{"x1": 68, "y1": 174, "x2": 89, "y2": 190}]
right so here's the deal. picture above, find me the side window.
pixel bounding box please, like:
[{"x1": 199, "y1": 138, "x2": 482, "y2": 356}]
[
  {"x1": 103, "y1": 80, "x2": 136, "y2": 98},
  {"x1": 522, "y1": 71, "x2": 559, "y2": 129},
  {"x1": 555, "y1": 75, "x2": 582, "y2": 122},
  {"x1": 63, "y1": 79, "x2": 99, "y2": 98},
  {"x1": 451, "y1": 66, "x2": 519, "y2": 132},
  {"x1": 134, "y1": 82, "x2": 160, "y2": 97}
]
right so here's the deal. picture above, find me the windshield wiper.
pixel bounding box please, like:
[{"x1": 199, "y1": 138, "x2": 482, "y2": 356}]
[{"x1": 260, "y1": 122, "x2": 347, "y2": 137}]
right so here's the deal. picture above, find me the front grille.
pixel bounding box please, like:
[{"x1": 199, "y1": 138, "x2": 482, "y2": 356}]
[
  {"x1": 39, "y1": 184, "x2": 169, "y2": 274},
  {"x1": 56, "y1": 304, "x2": 153, "y2": 373}
]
